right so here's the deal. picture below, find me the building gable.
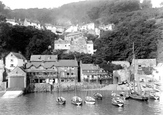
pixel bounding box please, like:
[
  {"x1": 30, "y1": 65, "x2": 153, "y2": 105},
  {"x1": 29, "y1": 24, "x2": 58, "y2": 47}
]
[{"x1": 8, "y1": 66, "x2": 26, "y2": 76}]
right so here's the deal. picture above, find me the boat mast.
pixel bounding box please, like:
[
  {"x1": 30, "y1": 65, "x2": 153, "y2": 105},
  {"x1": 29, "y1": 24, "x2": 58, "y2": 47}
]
[
  {"x1": 57, "y1": 67, "x2": 61, "y2": 97},
  {"x1": 133, "y1": 42, "x2": 136, "y2": 92}
]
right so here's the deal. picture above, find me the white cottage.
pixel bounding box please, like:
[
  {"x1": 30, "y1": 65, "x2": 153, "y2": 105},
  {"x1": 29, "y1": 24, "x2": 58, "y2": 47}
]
[{"x1": 5, "y1": 52, "x2": 27, "y2": 71}]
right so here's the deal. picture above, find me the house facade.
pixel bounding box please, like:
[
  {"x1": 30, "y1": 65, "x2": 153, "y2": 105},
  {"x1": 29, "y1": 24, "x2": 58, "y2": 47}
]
[
  {"x1": 54, "y1": 33, "x2": 94, "y2": 54},
  {"x1": 87, "y1": 41, "x2": 94, "y2": 54},
  {"x1": 5, "y1": 52, "x2": 27, "y2": 72},
  {"x1": 26, "y1": 55, "x2": 59, "y2": 84},
  {"x1": 26, "y1": 55, "x2": 78, "y2": 84},
  {"x1": 132, "y1": 59, "x2": 156, "y2": 82},
  {"x1": 80, "y1": 63, "x2": 110, "y2": 84},
  {"x1": 54, "y1": 38, "x2": 70, "y2": 50},
  {"x1": 79, "y1": 23, "x2": 95, "y2": 31},
  {"x1": 57, "y1": 60, "x2": 78, "y2": 83}
]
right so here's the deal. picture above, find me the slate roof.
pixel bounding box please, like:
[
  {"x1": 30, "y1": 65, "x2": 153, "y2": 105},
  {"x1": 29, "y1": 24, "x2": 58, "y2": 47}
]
[
  {"x1": 11, "y1": 52, "x2": 26, "y2": 60},
  {"x1": 81, "y1": 64, "x2": 99, "y2": 70},
  {"x1": 26, "y1": 59, "x2": 78, "y2": 69},
  {"x1": 57, "y1": 60, "x2": 78, "y2": 67},
  {"x1": 30, "y1": 55, "x2": 58, "y2": 62}
]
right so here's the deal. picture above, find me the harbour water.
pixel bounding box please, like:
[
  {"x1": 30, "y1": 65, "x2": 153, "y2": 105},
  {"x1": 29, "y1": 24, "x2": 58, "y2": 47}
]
[{"x1": 0, "y1": 90, "x2": 163, "y2": 115}]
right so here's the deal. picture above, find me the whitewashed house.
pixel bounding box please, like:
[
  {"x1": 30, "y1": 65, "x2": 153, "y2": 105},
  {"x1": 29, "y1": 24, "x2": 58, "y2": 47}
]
[
  {"x1": 5, "y1": 52, "x2": 27, "y2": 71},
  {"x1": 54, "y1": 38, "x2": 70, "y2": 50},
  {"x1": 87, "y1": 41, "x2": 94, "y2": 54}
]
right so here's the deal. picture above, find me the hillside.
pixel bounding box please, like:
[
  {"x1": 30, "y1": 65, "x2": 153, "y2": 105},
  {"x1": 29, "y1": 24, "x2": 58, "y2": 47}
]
[{"x1": 4, "y1": 0, "x2": 113, "y2": 25}]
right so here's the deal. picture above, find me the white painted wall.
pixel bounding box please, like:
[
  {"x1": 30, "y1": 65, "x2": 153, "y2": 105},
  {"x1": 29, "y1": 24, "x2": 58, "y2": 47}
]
[
  {"x1": 5, "y1": 53, "x2": 26, "y2": 71},
  {"x1": 54, "y1": 43, "x2": 70, "y2": 50},
  {"x1": 87, "y1": 44, "x2": 94, "y2": 54}
]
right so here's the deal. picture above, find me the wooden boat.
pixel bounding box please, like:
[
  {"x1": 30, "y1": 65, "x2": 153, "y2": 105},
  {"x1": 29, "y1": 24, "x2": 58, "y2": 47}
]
[
  {"x1": 130, "y1": 42, "x2": 148, "y2": 102},
  {"x1": 85, "y1": 96, "x2": 96, "y2": 104},
  {"x1": 112, "y1": 96, "x2": 124, "y2": 107},
  {"x1": 71, "y1": 73, "x2": 82, "y2": 106},
  {"x1": 94, "y1": 93, "x2": 103, "y2": 100},
  {"x1": 71, "y1": 96, "x2": 83, "y2": 106},
  {"x1": 56, "y1": 74, "x2": 66, "y2": 105},
  {"x1": 129, "y1": 92, "x2": 148, "y2": 101},
  {"x1": 56, "y1": 97, "x2": 66, "y2": 105},
  {"x1": 149, "y1": 92, "x2": 160, "y2": 100}
]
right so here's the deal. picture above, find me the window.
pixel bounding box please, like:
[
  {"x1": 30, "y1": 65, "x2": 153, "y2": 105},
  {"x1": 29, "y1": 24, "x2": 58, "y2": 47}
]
[
  {"x1": 61, "y1": 79, "x2": 64, "y2": 82},
  {"x1": 67, "y1": 73, "x2": 69, "y2": 75},
  {"x1": 71, "y1": 73, "x2": 74, "y2": 75},
  {"x1": 11, "y1": 59, "x2": 13, "y2": 62},
  {"x1": 10, "y1": 64, "x2": 14, "y2": 67}
]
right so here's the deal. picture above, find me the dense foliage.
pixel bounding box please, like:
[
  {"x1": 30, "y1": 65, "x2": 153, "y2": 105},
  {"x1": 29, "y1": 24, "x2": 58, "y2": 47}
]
[
  {"x1": 0, "y1": 23, "x2": 57, "y2": 59},
  {"x1": 0, "y1": 0, "x2": 163, "y2": 72}
]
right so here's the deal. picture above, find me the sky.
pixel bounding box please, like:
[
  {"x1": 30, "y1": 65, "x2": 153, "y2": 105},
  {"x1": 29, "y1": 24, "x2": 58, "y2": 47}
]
[
  {"x1": 1, "y1": 0, "x2": 86, "y2": 9},
  {"x1": 1, "y1": 0, "x2": 163, "y2": 10}
]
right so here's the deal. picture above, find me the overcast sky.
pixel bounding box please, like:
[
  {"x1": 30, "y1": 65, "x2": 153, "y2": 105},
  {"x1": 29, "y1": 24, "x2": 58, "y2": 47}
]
[
  {"x1": 1, "y1": 0, "x2": 162, "y2": 9},
  {"x1": 1, "y1": 0, "x2": 86, "y2": 9}
]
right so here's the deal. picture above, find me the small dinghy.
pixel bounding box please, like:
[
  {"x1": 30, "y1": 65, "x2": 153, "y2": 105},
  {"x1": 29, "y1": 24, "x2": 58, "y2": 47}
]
[
  {"x1": 112, "y1": 96, "x2": 124, "y2": 107},
  {"x1": 85, "y1": 96, "x2": 96, "y2": 105},
  {"x1": 56, "y1": 97, "x2": 66, "y2": 105},
  {"x1": 71, "y1": 96, "x2": 83, "y2": 106},
  {"x1": 94, "y1": 93, "x2": 103, "y2": 100},
  {"x1": 129, "y1": 92, "x2": 148, "y2": 101},
  {"x1": 149, "y1": 91, "x2": 160, "y2": 100}
]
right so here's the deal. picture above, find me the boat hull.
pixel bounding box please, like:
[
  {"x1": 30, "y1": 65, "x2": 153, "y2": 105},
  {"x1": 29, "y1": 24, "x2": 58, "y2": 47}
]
[
  {"x1": 112, "y1": 96, "x2": 125, "y2": 107},
  {"x1": 130, "y1": 94, "x2": 148, "y2": 101},
  {"x1": 149, "y1": 95, "x2": 160, "y2": 100},
  {"x1": 84, "y1": 101, "x2": 95, "y2": 105},
  {"x1": 71, "y1": 96, "x2": 83, "y2": 106},
  {"x1": 94, "y1": 93, "x2": 102, "y2": 100},
  {"x1": 112, "y1": 102, "x2": 124, "y2": 107},
  {"x1": 56, "y1": 97, "x2": 66, "y2": 105},
  {"x1": 71, "y1": 100, "x2": 82, "y2": 106},
  {"x1": 85, "y1": 96, "x2": 96, "y2": 105}
]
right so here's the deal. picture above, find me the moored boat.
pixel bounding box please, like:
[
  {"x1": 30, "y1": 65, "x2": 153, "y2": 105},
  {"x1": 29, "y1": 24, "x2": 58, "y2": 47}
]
[
  {"x1": 149, "y1": 91, "x2": 160, "y2": 100},
  {"x1": 129, "y1": 92, "x2": 148, "y2": 101},
  {"x1": 112, "y1": 96, "x2": 124, "y2": 107},
  {"x1": 71, "y1": 96, "x2": 83, "y2": 106},
  {"x1": 56, "y1": 73, "x2": 66, "y2": 105},
  {"x1": 56, "y1": 97, "x2": 66, "y2": 105},
  {"x1": 94, "y1": 93, "x2": 103, "y2": 100},
  {"x1": 85, "y1": 96, "x2": 96, "y2": 104}
]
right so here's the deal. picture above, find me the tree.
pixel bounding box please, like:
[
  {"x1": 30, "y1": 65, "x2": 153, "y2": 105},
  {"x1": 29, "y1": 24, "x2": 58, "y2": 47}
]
[{"x1": 141, "y1": 0, "x2": 152, "y2": 9}]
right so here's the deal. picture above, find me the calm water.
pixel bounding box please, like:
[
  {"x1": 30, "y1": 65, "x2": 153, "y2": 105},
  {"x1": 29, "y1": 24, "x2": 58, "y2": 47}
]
[{"x1": 0, "y1": 91, "x2": 163, "y2": 115}]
